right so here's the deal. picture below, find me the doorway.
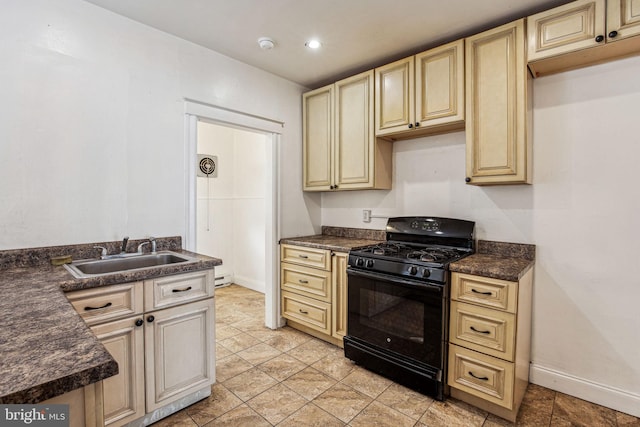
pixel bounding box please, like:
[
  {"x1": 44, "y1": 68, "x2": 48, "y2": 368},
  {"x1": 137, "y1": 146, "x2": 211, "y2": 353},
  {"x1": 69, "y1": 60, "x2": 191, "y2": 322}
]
[{"x1": 184, "y1": 100, "x2": 282, "y2": 329}]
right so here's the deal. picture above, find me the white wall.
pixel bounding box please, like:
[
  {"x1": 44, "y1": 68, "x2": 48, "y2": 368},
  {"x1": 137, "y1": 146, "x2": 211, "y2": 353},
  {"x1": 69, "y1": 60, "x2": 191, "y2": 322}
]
[
  {"x1": 196, "y1": 121, "x2": 266, "y2": 292},
  {"x1": 322, "y1": 56, "x2": 640, "y2": 415},
  {"x1": 0, "y1": 0, "x2": 318, "y2": 250}
]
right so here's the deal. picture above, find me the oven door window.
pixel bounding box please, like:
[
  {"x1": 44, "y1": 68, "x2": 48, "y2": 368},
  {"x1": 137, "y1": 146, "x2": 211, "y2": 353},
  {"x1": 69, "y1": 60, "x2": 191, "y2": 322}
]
[{"x1": 348, "y1": 270, "x2": 444, "y2": 368}]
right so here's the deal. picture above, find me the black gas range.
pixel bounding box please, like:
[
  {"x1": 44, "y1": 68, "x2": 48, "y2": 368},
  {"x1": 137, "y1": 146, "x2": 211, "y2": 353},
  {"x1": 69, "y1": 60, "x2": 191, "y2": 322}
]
[{"x1": 344, "y1": 217, "x2": 475, "y2": 400}]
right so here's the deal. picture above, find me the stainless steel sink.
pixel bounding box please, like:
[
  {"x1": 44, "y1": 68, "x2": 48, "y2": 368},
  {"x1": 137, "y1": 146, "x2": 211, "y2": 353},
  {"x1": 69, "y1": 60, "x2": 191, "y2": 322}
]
[{"x1": 64, "y1": 251, "x2": 198, "y2": 278}]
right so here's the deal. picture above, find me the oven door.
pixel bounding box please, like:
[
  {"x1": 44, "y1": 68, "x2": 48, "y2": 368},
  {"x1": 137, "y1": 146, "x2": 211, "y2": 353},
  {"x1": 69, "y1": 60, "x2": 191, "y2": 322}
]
[{"x1": 346, "y1": 267, "x2": 446, "y2": 369}]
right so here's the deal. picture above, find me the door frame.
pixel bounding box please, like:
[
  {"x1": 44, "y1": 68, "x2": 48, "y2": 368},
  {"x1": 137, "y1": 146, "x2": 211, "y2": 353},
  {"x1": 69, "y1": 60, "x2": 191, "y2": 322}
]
[{"x1": 184, "y1": 99, "x2": 283, "y2": 329}]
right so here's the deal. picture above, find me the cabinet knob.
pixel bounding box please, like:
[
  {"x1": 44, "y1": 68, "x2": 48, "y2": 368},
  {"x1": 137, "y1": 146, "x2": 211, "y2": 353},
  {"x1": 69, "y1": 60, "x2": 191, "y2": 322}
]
[
  {"x1": 415, "y1": 122, "x2": 420, "y2": 128},
  {"x1": 595, "y1": 35, "x2": 604, "y2": 42},
  {"x1": 608, "y1": 30, "x2": 618, "y2": 39},
  {"x1": 147, "y1": 315, "x2": 155, "y2": 323},
  {"x1": 408, "y1": 123, "x2": 413, "y2": 129},
  {"x1": 135, "y1": 319, "x2": 143, "y2": 327},
  {"x1": 465, "y1": 177, "x2": 471, "y2": 183}
]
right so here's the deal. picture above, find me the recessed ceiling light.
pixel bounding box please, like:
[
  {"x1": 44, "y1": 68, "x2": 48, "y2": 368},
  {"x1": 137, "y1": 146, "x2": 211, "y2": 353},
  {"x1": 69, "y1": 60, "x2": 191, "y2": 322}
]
[
  {"x1": 258, "y1": 37, "x2": 275, "y2": 50},
  {"x1": 305, "y1": 39, "x2": 322, "y2": 49}
]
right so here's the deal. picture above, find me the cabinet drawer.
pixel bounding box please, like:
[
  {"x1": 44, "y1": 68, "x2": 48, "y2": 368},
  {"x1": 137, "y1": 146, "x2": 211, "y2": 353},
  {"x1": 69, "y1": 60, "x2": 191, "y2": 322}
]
[
  {"x1": 67, "y1": 282, "x2": 144, "y2": 326},
  {"x1": 450, "y1": 301, "x2": 515, "y2": 361},
  {"x1": 281, "y1": 244, "x2": 331, "y2": 270},
  {"x1": 281, "y1": 262, "x2": 331, "y2": 302},
  {"x1": 448, "y1": 344, "x2": 515, "y2": 410},
  {"x1": 144, "y1": 269, "x2": 214, "y2": 312},
  {"x1": 281, "y1": 291, "x2": 331, "y2": 335},
  {"x1": 451, "y1": 273, "x2": 518, "y2": 313}
]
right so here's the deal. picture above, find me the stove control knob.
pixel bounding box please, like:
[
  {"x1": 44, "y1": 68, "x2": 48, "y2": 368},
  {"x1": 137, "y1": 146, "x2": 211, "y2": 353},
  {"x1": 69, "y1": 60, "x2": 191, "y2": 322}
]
[
  {"x1": 409, "y1": 265, "x2": 418, "y2": 275},
  {"x1": 366, "y1": 259, "x2": 375, "y2": 268},
  {"x1": 422, "y1": 269, "x2": 431, "y2": 278},
  {"x1": 356, "y1": 258, "x2": 364, "y2": 267}
]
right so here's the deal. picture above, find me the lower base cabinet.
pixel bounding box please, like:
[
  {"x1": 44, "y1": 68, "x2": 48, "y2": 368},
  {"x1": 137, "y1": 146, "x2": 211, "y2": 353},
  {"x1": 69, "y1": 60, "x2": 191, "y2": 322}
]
[
  {"x1": 42, "y1": 382, "x2": 104, "y2": 427},
  {"x1": 67, "y1": 270, "x2": 215, "y2": 427}
]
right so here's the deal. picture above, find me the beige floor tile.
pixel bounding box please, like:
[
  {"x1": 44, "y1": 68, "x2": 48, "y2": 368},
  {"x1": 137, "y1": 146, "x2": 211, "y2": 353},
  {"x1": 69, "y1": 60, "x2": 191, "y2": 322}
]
[
  {"x1": 282, "y1": 366, "x2": 337, "y2": 400},
  {"x1": 218, "y1": 331, "x2": 261, "y2": 353},
  {"x1": 202, "y1": 404, "x2": 271, "y2": 426},
  {"x1": 222, "y1": 367, "x2": 278, "y2": 401},
  {"x1": 215, "y1": 354, "x2": 253, "y2": 382},
  {"x1": 286, "y1": 337, "x2": 335, "y2": 364},
  {"x1": 617, "y1": 412, "x2": 640, "y2": 426},
  {"x1": 247, "y1": 383, "x2": 308, "y2": 424},
  {"x1": 264, "y1": 327, "x2": 312, "y2": 352},
  {"x1": 549, "y1": 414, "x2": 573, "y2": 427},
  {"x1": 215, "y1": 324, "x2": 243, "y2": 341},
  {"x1": 236, "y1": 342, "x2": 281, "y2": 365},
  {"x1": 256, "y1": 353, "x2": 307, "y2": 382},
  {"x1": 186, "y1": 383, "x2": 242, "y2": 425},
  {"x1": 312, "y1": 382, "x2": 372, "y2": 423},
  {"x1": 515, "y1": 401, "x2": 552, "y2": 426},
  {"x1": 215, "y1": 342, "x2": 233, "y2": 360},
  {"x1": 483, "y1": 414, "x2": 515, "y2": 427},
  {"x1": 418, "y1": 398, "x2": 487, "y2": 427},
  {"x1": 340, "y1": 367, "x2": 392, "y2": 399},
  {"x1": 552, "y1": 392, "x2": 617, "y2": 427},
  {"x1": 311, "y1": 353, "x2": 356, "y2": 381},
  {"x1": 376, "y1": 382, "x2": 434, "y2": 420},
  {"x1": 244, "y1": 325, "x2": 287, "y2": 342},
  {"x1": 278, "y1": 403, "x2": 346, "y2": 427},
  {"x1": 349, "y1": 401, "x2": 416, "y2": 427},
  {"x1": 150, "y1": 409, "x2": 196, "y2": 426}
]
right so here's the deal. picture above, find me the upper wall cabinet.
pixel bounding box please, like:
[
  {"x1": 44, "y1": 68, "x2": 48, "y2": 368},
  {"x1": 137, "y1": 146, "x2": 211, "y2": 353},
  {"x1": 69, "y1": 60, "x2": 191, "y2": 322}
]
[
  {"x1": 303, "y1": 70, "x2": 392, "y2": 192},
  {"x1": 465, "y1": 19, "x2": 532, "y2": 185},
  {"x1": 528, "y1": 0, "x2": 640, "y2": 77},
  {"x1": 374, "y1": 40, "x2": 465, "y2": 140}
]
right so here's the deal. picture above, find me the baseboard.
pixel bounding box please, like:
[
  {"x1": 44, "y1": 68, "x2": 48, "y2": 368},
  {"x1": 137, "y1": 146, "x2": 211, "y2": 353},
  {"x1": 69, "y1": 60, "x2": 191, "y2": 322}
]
[
  {"x1": 530, "y1": 364, "x2": 640, "y2": 417},
  {"x1": 232, "y1": 275, "x2": 265, "y2": 294}
]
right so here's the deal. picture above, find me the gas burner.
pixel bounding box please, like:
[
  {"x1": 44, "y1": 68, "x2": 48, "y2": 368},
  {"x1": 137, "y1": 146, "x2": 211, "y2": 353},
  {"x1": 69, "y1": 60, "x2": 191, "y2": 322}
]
[
  {"x1": 407, "y1": 248, "x2": 464, "y2": 263},
  {"x1": 369, "y1": 243, "x2": 405, "y2": 256}
]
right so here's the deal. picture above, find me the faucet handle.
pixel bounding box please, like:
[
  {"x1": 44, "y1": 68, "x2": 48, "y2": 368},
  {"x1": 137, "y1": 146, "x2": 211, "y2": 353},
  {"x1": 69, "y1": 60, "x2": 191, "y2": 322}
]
[
  {"x1": 137, "y1": 242, "x2": 150, "y2": 254},
  {"x1": 149, "y1": 236, "x2": 157, "y2": 254},
  {"x1": 93, "y1": 246, "x2": 108, "y2": 259}
]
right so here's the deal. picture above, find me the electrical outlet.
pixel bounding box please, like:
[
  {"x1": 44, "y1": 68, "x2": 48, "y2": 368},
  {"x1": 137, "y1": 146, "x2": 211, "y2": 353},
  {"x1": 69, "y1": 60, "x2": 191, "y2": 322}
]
[{"x1": 362, "y1": 209, "x2": 371, "y2": 223}]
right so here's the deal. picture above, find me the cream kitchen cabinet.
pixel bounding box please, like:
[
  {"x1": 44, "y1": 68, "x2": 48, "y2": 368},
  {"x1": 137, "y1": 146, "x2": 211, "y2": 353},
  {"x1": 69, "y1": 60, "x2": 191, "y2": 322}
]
[
  {"x1": 303, "y1": 70, "x2": 392, "y2": 192},
  {"x1": 528, "y1": 0, "x2": 640, "y2": 77},
  {"x1": 42, "y1": 382, "x2": 104, "y2": 427},
  {"x1": 465, "y1": 19, "x2": 532, "y2": 185},
  {"x1": 447, "y1": 269, "x2": 533, "y2": 423},
  {"x1": 280, "y1": 244, "x2": 348, "y2": 346},
  {"x1": 375, "y1": 40, "x2": 465, "y2": 139},
  {"x1": 67, "y1": 270, "x2": 215, "y2": 427}
]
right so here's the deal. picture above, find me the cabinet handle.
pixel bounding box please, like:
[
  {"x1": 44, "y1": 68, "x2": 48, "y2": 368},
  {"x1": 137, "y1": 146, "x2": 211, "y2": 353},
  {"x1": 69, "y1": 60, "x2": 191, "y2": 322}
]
[
  {"x1": 470, "y1": 326, "x2": 491, "y2": 334},
  {"x1": 147, "y1": 315, "x2": 155, "y2": 323},
  {"x1": 298, "y1": 279, "x2": 309, "y2": 284},
  {"x1": 299, "y1": 309, "x2": 308, "y2": 314},
  {"x1": 465, "y1": 177, "x2": 471, "y2": 183},
  {"x1": 471, "y1": 288, "x2": 492, "y2": 296},
  {"x1": 84, "y1": 302, "x2": 112, "y2": 311},
  {"x1": 172, "y1": 286, "x2": 192, "y2": 293},
  {"x1": 298, "y1": 255, "x2": 309, "y2": 259},
  {"x1": 135, "y1": 319, "x2": 143, "y2": 327},
  {"x1": 608, "y1": 30, "x2": 618, "y2": 39},
  {"x1": 595, "y1": 35, "x2": 604, "y2": 42},
  {"x1": 468, "y1": 371, "x2": 489, "y2": 381},
  {"x1": 408, "y1": 123, "x2": 413, "y2": 129}
]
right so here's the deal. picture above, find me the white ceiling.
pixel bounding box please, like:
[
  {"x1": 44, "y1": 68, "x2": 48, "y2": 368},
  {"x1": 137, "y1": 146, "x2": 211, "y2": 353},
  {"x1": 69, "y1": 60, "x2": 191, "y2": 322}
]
[{"x1": 84, "y1": 0, "x2": 572, "y2": 89}]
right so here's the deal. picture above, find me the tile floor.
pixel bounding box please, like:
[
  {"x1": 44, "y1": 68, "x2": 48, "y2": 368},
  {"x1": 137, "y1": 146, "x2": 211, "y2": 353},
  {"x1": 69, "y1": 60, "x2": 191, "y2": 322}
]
[{"x1": 154, "y1": 284, "x2": 639, "y2": 427}]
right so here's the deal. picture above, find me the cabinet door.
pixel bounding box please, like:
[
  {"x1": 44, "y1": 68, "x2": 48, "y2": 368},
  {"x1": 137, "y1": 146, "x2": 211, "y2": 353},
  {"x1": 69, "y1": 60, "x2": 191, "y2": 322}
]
[
  {"x1": 415, "y1": 40, "x2": 465, "y2": 128},
  {"x1": 303, "y1": 84, "x2": 333, "y2": 191},
  {"x1": 466, "y1": 19, "x2": 531, "y2": 185},
  {"x1": 375, "y1": 56, "x2": 414, "y2": 136},
  {"x1": 334, "y1": 70, "x2": 375, "y2": 189},
  {"x1": 607, "y1": 0, "x2": 640, "y2": 41},
  {"x1": 331, "y1": 252, "x2": 348, "y2": 342},
  {"x1": 145, "y1": 298, "x2": 215, "y2": 412},
  {"x1": 42, "y1": 383, "x2": 104, "y2": 427},
  {"x1": 527, "y1": 0, "x2": 605, "y2": 62},
  {"x1": 91, "y1": 317, "x2": 145, "y2": 427}
]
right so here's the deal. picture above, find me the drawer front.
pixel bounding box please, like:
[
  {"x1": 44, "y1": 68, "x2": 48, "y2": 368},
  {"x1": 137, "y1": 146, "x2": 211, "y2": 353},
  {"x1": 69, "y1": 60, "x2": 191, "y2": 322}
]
[
  {"x1": 281, "y1": 244, "x2": 331, "y2": 270},
  {"x1": 281, "y1": 262, "x2": 331, "y2": 302},
  {"x1": 67, "y1": 282, "x2": 144, "y2": 326},
  {"x1": 451, "y1": 273, "x2": 518, "y2": 313},
  {"x1": 448, "y1": 344, "x2": 515, "y2": 409},
  {"x1": 281, "y1": 291, "x2": 330, "y2": 335},
  {"x1": 450, "y1": 301, "x2": 515, "y2": 361},
  {"x1": 144, "y1": 269, "x2": 214, "y2": 311}
]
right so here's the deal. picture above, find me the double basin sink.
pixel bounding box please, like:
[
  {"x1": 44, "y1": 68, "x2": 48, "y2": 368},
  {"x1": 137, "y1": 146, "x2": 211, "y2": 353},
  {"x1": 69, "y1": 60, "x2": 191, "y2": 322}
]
[{"x1": 64, "y1": 251, "x2": 199, "y2": 278}]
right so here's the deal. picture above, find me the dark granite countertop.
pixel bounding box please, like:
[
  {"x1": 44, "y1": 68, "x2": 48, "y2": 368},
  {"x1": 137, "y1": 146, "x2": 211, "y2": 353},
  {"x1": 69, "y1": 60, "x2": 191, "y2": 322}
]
[
  {"x1": 280, "y1": 226, "x2": 385, "y2": 252},
  {"x1": 450, "y1": 240, "x2": 535, "y2": 281},
  {"x1": 0, "y1": 238, "x2": 221, "y2": 404}
]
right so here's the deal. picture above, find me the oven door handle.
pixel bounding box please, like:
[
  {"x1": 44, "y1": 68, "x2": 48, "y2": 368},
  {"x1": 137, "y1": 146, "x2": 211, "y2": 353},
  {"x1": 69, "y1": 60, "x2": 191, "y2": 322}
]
[{"x1": 347, "y1": 268, "x2": 444, "y2": 294}]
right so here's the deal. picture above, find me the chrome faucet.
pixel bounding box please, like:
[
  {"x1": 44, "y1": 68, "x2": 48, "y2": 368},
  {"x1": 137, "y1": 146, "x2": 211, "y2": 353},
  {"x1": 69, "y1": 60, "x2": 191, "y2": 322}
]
[
  {"x1": 137, "y1": 241, "x2": 149, "y2": 254},
  {"x1": 149, "y1": 236, "x2": 157, "y2": 254},
  {"x1": 94, "y1": 246, "x2": 108, "y2": 259},
  {"x1": 121, "y1": 236, "x2": 129, "y2": 254}
]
